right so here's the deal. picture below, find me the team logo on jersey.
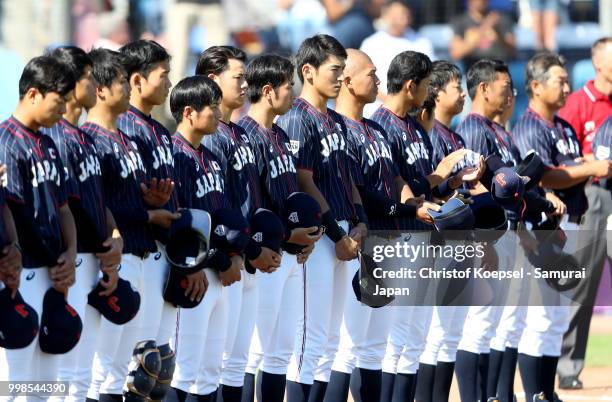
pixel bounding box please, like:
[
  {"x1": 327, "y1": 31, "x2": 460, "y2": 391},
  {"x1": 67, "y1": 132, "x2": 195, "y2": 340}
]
[
  {"x1": 595, "y1": 145, "x2": 610, "y2": 160},
  {"x1": 360, "y1": 134, "x2": 366, "y2": 143},
  {"x1": 194, "y1": 160, "x2": 200, "y2": 172},
  {"x1": 154, "y1": 252, "x2": 162, "y2": 260},
  {"x1": 288, "y1": 212, "x2": 299, "y2": 224},
  {"x1": 270, "y1": 145, "x2": 275, "y2": 153},
  {"x1": 389, "y1": 204, "x2": 396, "y2": 216},
  {"x1": 113, "y1": 143, "x2": 120, "y2": 154},
  {"x1": 288, "y1": 141, "x2": 300, "y2": 154},
  {"x1": 26, "y1": 271, "x2": 35, "y2": 280},
  {"x1": 214, "y1": 225, "x2": 226, "y2": 237},
  {"x1": 402, "y1": 132, "x2": 407, "y2": 141},
  {"x1": 212, "y1": 161, "x2": 221, "y2": 170},
  {"x1": 76, "y1": 258, "x2": 83, "y2": 267},
  {"x1": 162, "y1": 135, "x2": 170, "y2": 145},
  {"x1": 241, "y1": 134, "x2": 250, "y2": 143},
  {"x1": 48, "y1": 148, "x2": 56, "y2": 159},
  {"x1": 252, "y1": 232, "x2": 263, "y2": 243}
]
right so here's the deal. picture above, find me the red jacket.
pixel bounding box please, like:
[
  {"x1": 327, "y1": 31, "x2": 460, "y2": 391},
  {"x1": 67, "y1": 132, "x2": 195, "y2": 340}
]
[{"x1": 558, "y1": 80, "x2": 612, "y2": 155}]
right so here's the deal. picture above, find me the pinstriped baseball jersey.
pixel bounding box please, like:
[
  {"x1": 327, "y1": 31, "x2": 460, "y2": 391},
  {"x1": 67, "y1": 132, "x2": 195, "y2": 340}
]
[
  {"x1": 172, "y1": 133, "x2": 227, "y2": 213},
  {"x1": 201, "y1": 120, "x2": 262, "y2": 218},
  {"x1": 0, "y1": 117, "x2": 67, "y2": 268},
  {"x1": 42, "y1": 119, "x2": 107, "y2": 253},
  {"x1": 593, "y1": 116, "x2": 612, "y2": 161},
  {"x1": 118, "y1": 106, "x2": 178, "y2": 212},
  {"x1": 512, "y1": 108, "x2": 587, "y2": 217},
  {"x1": 457, "y1": 113, "x2": 518, "y2": 166},
  {"x1": 82, "y1": 122, "x2": 156, "y2": 255},
  {"x1": 334, "y1": 113, "x2": 401, "y2": 230},
  {"x1": 276, "y1": 97, "x2": 356, "y2": 221},
  {"x1": 429, "y1": 120, "x2": 483, "y2": 174},
  {"x1": 238, "y1": 115, "x2": 299, "y2": 217},
  {"x1": 370, "y1": 106, "x2": 433, "y2": 230}
]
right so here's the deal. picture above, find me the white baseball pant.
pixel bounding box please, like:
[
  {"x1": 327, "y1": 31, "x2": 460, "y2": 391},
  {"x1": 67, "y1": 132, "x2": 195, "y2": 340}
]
[
  {"x1": 171, "y1": 268, "x2": 229, "y2": 395},
  {"x1": 246, "y1": 254, "x2": 303, "y2": 376}
]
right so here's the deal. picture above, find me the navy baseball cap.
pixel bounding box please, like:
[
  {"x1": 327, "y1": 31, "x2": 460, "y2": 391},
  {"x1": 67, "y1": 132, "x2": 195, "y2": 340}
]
[
  {"x1": 39, "y1": 288, "x2": 83, "y2": 354},
  {"x1": 165, "y1": 209, "x2": 212, "y2": 275},
  {"x1": 283, "y1": 192, "x2": 322, "y2": 255},
  {"x1": 481, "y1": 154, "x2": 510, "y2": 190},
  {"x1": 245, "y1": 209, "x2": 285, "y2": 274},
  {"x1": 0, "y1": 287, "x2": 39, "y2": 349},
  {"x1": 427, "y1": 198, "x2": 475, "y2": 231},
  {"x1": 88, "y1": 276, "x2": 141, "y2": 325},
  {"x1": 211, "y1": 209, "x2": 251, "y2": 255},
  {"x1": 514, "y1": 152, "x2": 545, "y2": 190},
  {"x1": 491, "y1": 167, "x2": 528, "y2": 219},
  {"x1": 163, "y1": 269, "x2": 202, "y2": 308},
  {"x1": 352, "y1": 252, "x2": 395, "y2": 308},
  {"x1": 470, "y1": 193, "x2": 508, "y2": 242}
]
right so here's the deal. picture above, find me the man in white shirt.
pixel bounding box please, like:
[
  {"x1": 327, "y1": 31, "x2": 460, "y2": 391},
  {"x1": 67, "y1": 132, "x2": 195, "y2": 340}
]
[{"x1": 360, "y1": 0, "x2": 436, "y2": 116}]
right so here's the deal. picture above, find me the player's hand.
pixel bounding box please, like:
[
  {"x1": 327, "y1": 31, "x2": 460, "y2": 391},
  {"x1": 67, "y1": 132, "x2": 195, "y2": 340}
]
[
  {"x1": 249, "y1": 247, "x2": 282, "y2": 273},
  {"x1": 0, "y1": 269, "x2": 20, "y2": 298},
  {"x1": 297, "y1": 243, "x2": 315, "y2": 264},
  {"x1": 0, "y1": 164, "x2": 6, "y2": 179},
  {"x1": 98, "y1": 266, "x2": 119, "y2": 297},
  {"x1": 50, "y1": 250, "x2": 77, "y2": 293},
  {"x1": 95, "y1": 235, "x2": 123, "y2": 270},
  {"x1": 417, "y1": 201, "x2": 440, "y2": 225},
  {"x1": 141, "y1": 178, "x2": 175, "y2": 207},
  {"x1": 335, "y1": 235, "x2": 359, "y2": 261},
  {"x1": 219, "y1": 255, "x2": 242, "y2": 286},
  {"x1": 288, "y1": 227, "x2": 323, "y2": 246},
  {"x1": 434, "y1": 149, "x2": 469, "y2": 180},
  {"x1": 589, "y1": 159, "x2": 612, "y2": 178},
  {"x1": 545, "y1": 192, "x2": 566, "y2": 216},
  {"x1": 405, "y1": 194, "x2": 425, "y2": 208},
  {"x1": 348, "y1": 222, "x2": 367, "y2": 248},
  {"x1": 0, "y1": 243, "x2": 22, "y2": 275},
  {"x1": 185, "y1": 270, "x2": 208, "y2": 302},
  {"x1": 148, "y1": 209, "x2": 181, "y2": 229}
]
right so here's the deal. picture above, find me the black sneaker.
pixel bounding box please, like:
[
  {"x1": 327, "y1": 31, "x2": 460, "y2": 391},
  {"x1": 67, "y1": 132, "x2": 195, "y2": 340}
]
[{"x1": 559, "y1": 376, "x2": 583, "y2": 390}]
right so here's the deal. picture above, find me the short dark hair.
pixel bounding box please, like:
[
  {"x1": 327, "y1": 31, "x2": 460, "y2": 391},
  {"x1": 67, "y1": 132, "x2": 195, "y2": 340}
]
[
  {"x1": 195, "y1": 46, "x2": 247, "y2": 76},
  {"x1": 295, "y1": 34, "x2": 347, "y2": 83},
  {"x1": 387, "y1": 51, "x2": 432, "y2": 94},
  {"x1": 88, "y1": 48, "x2": 127, "y2": 88},
  {"x1": 525, "y1": 52, "x2": 566, "y2": 98},
  {"x1": 170, "y1": 75, "x2": 222, "y2": 123},
  {"x1": 48, "y1": 46, "x2": 92, "y2": 81},
  {"x1": 119, "y1": 39, "x2": 171, "y2": 79},
  {"x1": 425, "y1": 61, "x2": 462, "y2": 106},
  {"x1": 466, "y1": 59, "x2": 509, "y2": 100},
  {"x1": 18, "y1": 55, "x2": 76, "y2": 99},
  {"x1": 246, "y1": 54, "x2": 294, "y2": 103}
]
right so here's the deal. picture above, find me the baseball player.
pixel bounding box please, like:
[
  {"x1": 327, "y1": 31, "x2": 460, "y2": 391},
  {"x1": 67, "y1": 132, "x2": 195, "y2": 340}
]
[
  {"x1": 512, "y1": 52, "x2": 612, "y2": 402},
  {"x1": 0, "y1": 163, "x2": 22, "y2": 300},
  {"x1": 369, "y1": 50, "x2": 467, "y2": 402},
  {"x1": 116, "y1": 39, "x2": 178, "y2": 401},
  {"x1": 415, "y1": 60, "x2": 478, "y2": 402},
  {"x1": 239, "y1": 54, "x2": 321, "y2": 402},
  {"x1": 165, "y1": 75, "x2": 242, "y2": 402},
  {"x1": 275, "y1": 34, "x2": 368, "y2": 402},
  {"x1": 194, "y1": 46, "x2": 281, "y2": 402},
  {"x1": 0, "y1": 56, "x2": 78, "y2": 395},
  {"x1": 42, "y1": 46, "x2": 124, "y2": 402},
  {"x1": 324, "y1": 48, "x2": 441, "y2": 402},
  {"x1": 81, "y1": 48, "x2": 179, "y2": 402}
]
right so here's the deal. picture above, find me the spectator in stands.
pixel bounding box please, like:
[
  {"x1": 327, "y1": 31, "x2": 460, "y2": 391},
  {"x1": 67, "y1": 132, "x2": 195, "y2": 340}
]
[
  {"x1": 360, "y1": 0, "x2": 435, "y2": 115},
  {"x1": 321, "y1": 0, "x2": 385, "y2": 49},
  {"x1": 166, "y1": 0, "x2": 229, "y2": 87},
  {"x1": 449, "y1": 0, "x2": 516, "y2": 71},
  {"x1": 556, "y1": 37, "x2": 612, "y2": 391},
  {"x1": 530, "y1": 0, "x2": 562, "y2": 51}
]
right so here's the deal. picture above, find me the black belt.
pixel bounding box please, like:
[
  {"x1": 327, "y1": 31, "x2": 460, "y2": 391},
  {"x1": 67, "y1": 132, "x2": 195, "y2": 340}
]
[{"x1": 568, "y1": 215, "x2": 583, "y2": 224}]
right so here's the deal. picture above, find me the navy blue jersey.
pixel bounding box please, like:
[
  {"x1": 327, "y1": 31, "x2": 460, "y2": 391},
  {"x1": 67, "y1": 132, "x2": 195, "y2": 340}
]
[
  {"x1": 458, "y1": 113, "x2": 518, "y2": 166},
  {"x1": 0, "y1": 117, "x2": 67, "y2": 267},
  {"x1": 118, "y1": 106, "x2": 178, "y2": 212},
  {"x1": 201, "y1": 120, "x2": 262, "y2": 218},
  {"x1": 277, "y1": 98, "x2": 357, "y2": 221},
  {"x1": 238, "y1": 115, "x2": 299, "y2": 216},
  {"x1": 512, "y1": 108, "x2": 587, "y2": 217},
  {"x1": 429, "y1": 120, "x2": 483, "y2": 173},
  {"x1": 43, "y1": 119, "x2": 107, "y2": 253},
  {"x1": 172, "y1": 133, "x2": 227, "y2": 213},
  {"x1": 370, "y1": 106, "x2": 434, "y2": 230},
  {"x1": 82, "y1": 122, "x2": 156, "y2": 255},
  {"x1": 335, "y1": 114, "x2": 400, "y2": 230}
]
